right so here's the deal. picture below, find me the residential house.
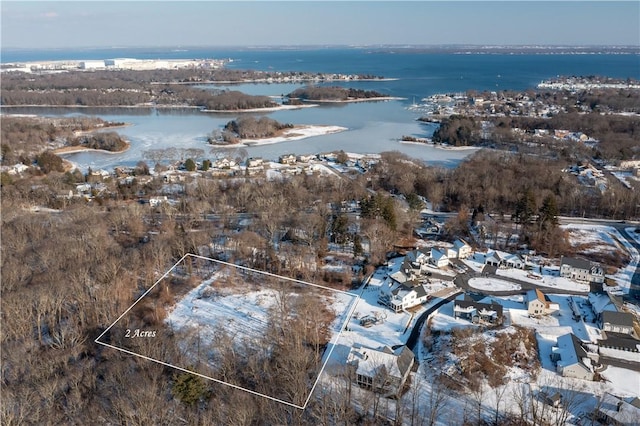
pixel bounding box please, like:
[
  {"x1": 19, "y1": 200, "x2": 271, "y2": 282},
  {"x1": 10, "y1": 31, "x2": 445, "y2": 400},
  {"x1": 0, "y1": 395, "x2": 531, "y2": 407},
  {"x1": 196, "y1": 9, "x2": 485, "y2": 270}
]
[
  {"x1": 430, "y1": 248, "x2": 449, "y2": 268},
  {"x1": 597, "y1": 332, "x2": 640, "y2": 371},
  {"x1": 453, "y1": 239, "x2": 472, "y2": 259},
  {"x1": 378, "y1": 278, "x2": 429, "y2": 313},
  {"x1": 405, "y1": 248, "x2": 430, "y2": 266},
  {"x1": 596, "y1": 393, "x2": 640, "y2": 426},
  {"x1": 279, "y1": 154, "x2": 297, "y2": 165},
  {"x1": 484, "y1": 250, "x2": 525, "y2": 269},
  {"x1": 347, "y1": 344, "x2": 415, "y2": 396},
  {"x1": 527, "y1": 289, "x2": 559, "y2": 316},
  {"x1": 550, "y1": 333, "x2": 595, "y2": 381},
  {"x1": 599, "y1": 311, "x2": 636, "y2": 336},
  {"x1": 246, "y1": 157, "x2": 264, "y2": 168},
  {"x1": 214, "y1": 158, "x2": 236, "y2": 169},
  {"x1": 453, "y1": 294, "x2": 503, "y2": 325},
  {"x1": 560, "y1": 256, "x2": 605, "y2": 283},
  {"x1": 485, "y1": 251, "x2": 502, "y2": 267},
  {"x1": 444, "y1": 247, "x2": 458, "y2": 259},
  {"x1": 297, "y1": 154, "x2": 316, "y2": 163}
]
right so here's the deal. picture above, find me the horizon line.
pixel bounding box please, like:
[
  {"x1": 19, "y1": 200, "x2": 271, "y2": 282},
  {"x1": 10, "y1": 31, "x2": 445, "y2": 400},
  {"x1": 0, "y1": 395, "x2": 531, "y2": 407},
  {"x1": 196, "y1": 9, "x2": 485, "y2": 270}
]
[{"x1": 2, "y1": 43, "x2": 640, "y2": 51}]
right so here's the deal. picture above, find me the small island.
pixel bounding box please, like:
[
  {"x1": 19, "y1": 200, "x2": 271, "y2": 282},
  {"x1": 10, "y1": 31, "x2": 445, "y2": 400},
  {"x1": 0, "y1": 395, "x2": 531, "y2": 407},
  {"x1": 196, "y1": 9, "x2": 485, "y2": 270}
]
[
  {"x1": 210, "y1": 116, "x2": 347, "y2": 146},
  {"x1": 287, "y1": 86, "x2": 402, "y2": 103}
]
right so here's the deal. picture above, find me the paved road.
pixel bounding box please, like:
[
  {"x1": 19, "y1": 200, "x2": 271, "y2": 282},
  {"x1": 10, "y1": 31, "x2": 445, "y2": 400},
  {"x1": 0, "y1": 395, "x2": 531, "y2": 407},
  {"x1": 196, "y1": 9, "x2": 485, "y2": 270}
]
[{"x1": 405, "y1": 291, "x2": 460, "y2": 354}]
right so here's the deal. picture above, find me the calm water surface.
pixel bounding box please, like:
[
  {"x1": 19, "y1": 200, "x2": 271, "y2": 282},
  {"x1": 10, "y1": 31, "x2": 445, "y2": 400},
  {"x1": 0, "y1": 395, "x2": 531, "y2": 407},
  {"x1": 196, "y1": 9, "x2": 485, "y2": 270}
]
[{"x1": 3, "y1": 48, "x2": 638, "y2": 171}]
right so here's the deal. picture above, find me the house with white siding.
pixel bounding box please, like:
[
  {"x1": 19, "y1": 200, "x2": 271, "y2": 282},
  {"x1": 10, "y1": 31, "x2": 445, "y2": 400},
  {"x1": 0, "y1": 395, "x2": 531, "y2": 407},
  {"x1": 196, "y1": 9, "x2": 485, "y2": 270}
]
[{"x1": 550, "y1": 333, "x2": 595, "y2": 381}]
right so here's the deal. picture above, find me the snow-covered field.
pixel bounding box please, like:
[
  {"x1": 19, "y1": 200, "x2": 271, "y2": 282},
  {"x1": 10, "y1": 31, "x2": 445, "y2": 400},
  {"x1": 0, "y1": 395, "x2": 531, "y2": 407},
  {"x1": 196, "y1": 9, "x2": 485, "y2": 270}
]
[
  {"x1": 564, "y1": 224, "x2": 639, "y2": 293},
  {"x1": 496, "y1": 268, "x2": 590, "y2": 292},
  {"x1": 468, "y1": 277, "x2": 521, "y2": 292},
  {"x1": 165, "y1": 268, "x2": 358, "y2": 366}
]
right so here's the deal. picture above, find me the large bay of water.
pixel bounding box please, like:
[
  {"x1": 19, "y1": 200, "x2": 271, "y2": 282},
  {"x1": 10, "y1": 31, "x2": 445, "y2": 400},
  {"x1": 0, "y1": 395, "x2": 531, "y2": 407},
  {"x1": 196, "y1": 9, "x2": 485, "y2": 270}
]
[{"x1": 3, "y1": 48, "x2": 638, "y2": 171}]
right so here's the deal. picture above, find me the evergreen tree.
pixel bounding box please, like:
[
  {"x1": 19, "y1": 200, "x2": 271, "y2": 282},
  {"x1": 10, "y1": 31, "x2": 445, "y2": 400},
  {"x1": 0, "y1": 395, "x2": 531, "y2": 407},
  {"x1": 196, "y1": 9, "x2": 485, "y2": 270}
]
[{"x1": 184, "y1": 158, "x2": 196, "y2": 172}]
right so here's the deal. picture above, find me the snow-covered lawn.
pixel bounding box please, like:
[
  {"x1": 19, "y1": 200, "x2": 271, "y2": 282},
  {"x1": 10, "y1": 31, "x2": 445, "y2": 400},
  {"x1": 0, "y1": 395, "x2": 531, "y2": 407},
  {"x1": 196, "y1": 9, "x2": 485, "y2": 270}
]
[
  {"x1": 496, "y1": 268, "x2": 590, "y2": 292},
  {"x1": 165, "y1": 269, "x2": 357, "y2": 364},
  {"x1": 468, "y1": 277, "x2": 521, "y2": 292},
  {"x1": 564, "y1": 224, "x2": 639, "y2": 293}
]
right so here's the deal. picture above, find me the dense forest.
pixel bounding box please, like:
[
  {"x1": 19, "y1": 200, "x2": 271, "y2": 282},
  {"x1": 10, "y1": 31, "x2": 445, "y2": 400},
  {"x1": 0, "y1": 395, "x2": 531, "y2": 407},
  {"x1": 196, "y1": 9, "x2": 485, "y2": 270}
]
[
  {"x1": 430, "y1": 111, "x2": 640, "y2": 161},
  {"x1": 0, "y1": 71, "x2": 277, "y2": 110},
  {"x1": 2, "y1": 137, "x2": 638, "y2": 422},
  {"x1": 288, "y1": 86, "x2": 388, "y2": 101},
  {"x1": 0, "y1": 116, "x2": 126, "y2": 166}
]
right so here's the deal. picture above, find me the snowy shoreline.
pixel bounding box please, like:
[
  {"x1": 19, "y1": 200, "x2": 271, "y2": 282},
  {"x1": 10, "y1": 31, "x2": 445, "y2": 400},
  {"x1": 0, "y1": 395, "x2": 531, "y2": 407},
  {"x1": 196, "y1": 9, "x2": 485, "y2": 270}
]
[{"x1": 239, "y1": 125, "x2": 348, "y2": 146}]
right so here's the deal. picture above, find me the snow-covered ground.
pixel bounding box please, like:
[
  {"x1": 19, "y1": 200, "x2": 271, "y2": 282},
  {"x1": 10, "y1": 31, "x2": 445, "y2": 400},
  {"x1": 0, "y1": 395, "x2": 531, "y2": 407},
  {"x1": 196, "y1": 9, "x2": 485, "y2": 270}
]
[
  {"x1": 564, "y1": 224, "x2": 639, "y2": 293},
  {"x1": 165, "y1": 268, "x2": 357, "y2": 365},
  {"x1": 240, "y1": 125, "x2": 347, "y2": 146},
  {"x1": 496, "y1": 268, "x2": 590, "y2": 292},
  {"x1": 468, "y1": 277, "x2": 521, "y2": 292}
]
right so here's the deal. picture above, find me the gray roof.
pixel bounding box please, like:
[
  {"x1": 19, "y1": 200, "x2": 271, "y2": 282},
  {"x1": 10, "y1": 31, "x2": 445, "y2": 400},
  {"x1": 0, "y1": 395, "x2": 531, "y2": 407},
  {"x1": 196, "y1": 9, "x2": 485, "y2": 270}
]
[
  {"x1": 602, "y1": 310, "x2": 635, "y2": 328},
  {"x1": 455, "y1": 299, "x2": 504, "y2": 317},
  {"x1": 395, "y1": 346, "x2": 415, "y2": 377},
  {"x1": 599, "y1": 332, "x2": 640, "y2": 352},
  {"x1": 561, "y1": 256, "x2": 592, "y2": 271}
]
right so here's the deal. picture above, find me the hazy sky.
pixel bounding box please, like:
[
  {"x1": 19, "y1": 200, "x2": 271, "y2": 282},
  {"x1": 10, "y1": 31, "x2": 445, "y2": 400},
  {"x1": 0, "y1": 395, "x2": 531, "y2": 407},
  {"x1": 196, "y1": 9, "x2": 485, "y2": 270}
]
[{"x1": 2, "y1": 1, "x2": 639, "y2": 49}]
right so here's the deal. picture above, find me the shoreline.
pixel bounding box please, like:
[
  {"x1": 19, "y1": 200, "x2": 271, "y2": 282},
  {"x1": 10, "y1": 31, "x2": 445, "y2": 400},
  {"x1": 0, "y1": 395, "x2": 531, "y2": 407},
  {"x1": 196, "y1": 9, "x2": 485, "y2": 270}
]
[
  {"x1": 54, "y1": 139, "x2": 131, "y2": 155},
  {"x1": 200, "y1": 103, "x2": 318, "y2": 113},
  {"x1": 233, "y1": 125, "x2": 348, "y2": 146},
  {"x1": 399, "y1": 140, "x2": 479, "y2": 151},
  {"x1": 301, "y1": 96, "x2": 404, "y2": 103},
  {"x1": 1, "y1": 103, "x2": 319, "y2": 113},
  {"x1": 152, "y1": 78, "x2": 400, "y2": 85}
]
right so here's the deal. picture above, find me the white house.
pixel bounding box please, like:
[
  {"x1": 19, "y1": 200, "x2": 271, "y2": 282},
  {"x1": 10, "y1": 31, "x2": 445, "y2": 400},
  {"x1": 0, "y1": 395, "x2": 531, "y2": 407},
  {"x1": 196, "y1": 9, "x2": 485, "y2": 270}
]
[
  {"x1": 347, "y1": 344, "x2": 415, "y2": 396},
  {"x1": 599, "y1": 311, "x2": 636, "y2": 336},
  {"x1": 246, "y1": 157, "x2": 264, "y2": 168},
  {"x1": 279, "y1": 154, "x2": 297, "y2": 165},
  {"x1": 430, "y1": 248, "x2": 449, "y2": 268},
  {"x1": 551, "y1": 333, "x2": 595, "y2": 381},
  {"x1": 560, "y1": 256, "x2": 604, "y2": 283},
  {"x1": 453, "y1": 239, "x2": 472, "y2": 259},
  {"x1": 527, "y1": 289, "x2": 559, "y2": 316},
  {"x1": 378, "y1": 278, "x2": 429, "y2": 313},
  {"x1": 485, "y1": 250, "x2": 526, "y2": 269}
]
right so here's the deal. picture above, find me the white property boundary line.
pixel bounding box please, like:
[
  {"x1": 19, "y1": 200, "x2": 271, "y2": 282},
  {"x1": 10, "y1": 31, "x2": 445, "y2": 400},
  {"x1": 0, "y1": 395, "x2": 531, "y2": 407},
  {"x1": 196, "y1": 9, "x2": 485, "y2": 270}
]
[{"x1": 95, "y1": 253, "x2": 360, "y2": 410}]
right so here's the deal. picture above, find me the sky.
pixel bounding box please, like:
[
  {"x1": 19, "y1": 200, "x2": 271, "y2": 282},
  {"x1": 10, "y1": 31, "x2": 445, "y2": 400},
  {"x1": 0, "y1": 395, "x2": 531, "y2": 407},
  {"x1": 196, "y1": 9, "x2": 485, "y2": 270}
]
[{"x1": 1, "y1": 1, "x2": 639, "y2": 49}]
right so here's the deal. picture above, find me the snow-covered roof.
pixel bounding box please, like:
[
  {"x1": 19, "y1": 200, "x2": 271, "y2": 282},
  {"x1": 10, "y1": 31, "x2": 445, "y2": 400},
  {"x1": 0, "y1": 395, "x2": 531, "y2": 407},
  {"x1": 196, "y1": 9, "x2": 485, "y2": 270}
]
[
  {"x1": 347, "y1": 344, "x2": 414, "y2": 380},
  {"x1": 554, "y1": 333, "x2": 592, "y2": 371},
  {"x1": 597, "y1": 393, "x2": 640, "y2": 425}
]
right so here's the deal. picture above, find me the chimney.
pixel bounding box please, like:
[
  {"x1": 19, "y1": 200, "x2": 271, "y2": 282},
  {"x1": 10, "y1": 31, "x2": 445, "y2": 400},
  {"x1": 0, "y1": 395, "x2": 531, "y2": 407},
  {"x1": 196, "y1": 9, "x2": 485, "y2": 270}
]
[{"x1": 617, "y1": 401, "x2": 624, "y2": 412}]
